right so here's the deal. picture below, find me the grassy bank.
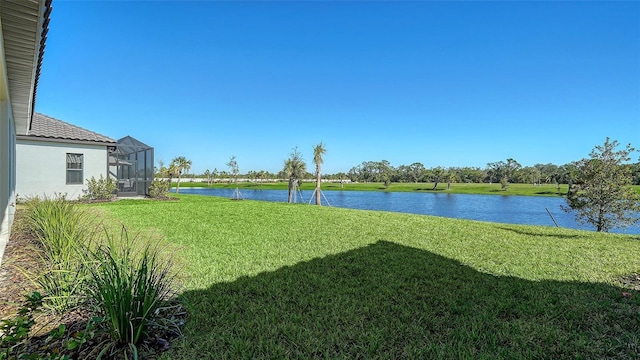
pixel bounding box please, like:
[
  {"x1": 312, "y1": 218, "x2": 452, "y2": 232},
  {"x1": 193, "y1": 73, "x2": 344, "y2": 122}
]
[
  {"x1": 93, "y1": 195, "x2": 640, "y2": 359},
  {"x1": 177, "y1": 181, "x2": 573, "y2": 197}
]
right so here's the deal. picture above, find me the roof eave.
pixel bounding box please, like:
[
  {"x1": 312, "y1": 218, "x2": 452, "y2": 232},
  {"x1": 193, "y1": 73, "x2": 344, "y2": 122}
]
[
  {"x1": 16, "y1": 134, "x2": 117, "y2": 147},
  {"x1": 0, "y1": 0, "x2": 52, "y2": 135}
]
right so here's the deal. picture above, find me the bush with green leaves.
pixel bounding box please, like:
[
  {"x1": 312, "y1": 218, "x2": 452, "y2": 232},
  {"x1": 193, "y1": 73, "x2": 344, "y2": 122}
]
[
  {"x1": 24, "y1": 195, "x2": 95, "y2": 313},
  {"x1": 0, "y1": 292, "x2": 42, "y2": 359},
  {"x1": 83, "y1": 175, "x2": 117, "y2": 201},
  {"x1": 0, "y1": 291, "x2": 103, "y2": 360},
  {"x1": 148, "y1": 179, "x2": 171, "y2": 199},
  {"x1": 85, "y1": 227, "x2": 180, "y2": 359}
]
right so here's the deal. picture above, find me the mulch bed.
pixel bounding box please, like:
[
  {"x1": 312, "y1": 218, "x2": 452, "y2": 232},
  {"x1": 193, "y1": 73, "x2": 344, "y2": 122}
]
[
  {"x1": 0, "y1": 221, "x2": 42, "y2": 320},
  {"x1": 0, "y1": 220, "x2": 99, "y2": 358}
]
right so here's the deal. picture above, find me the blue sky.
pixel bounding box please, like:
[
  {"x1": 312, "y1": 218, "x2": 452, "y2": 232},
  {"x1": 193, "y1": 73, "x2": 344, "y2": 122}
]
[{"x1": 36, "y1": 1, "x2": 639, "y2": 175}]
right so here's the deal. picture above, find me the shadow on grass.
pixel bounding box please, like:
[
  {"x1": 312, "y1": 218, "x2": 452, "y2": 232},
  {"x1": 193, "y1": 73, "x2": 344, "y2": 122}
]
[
  {"x1": 497, "y1": 226, "x2": 640, "y2": 241},
  {"x1": 413, "y1": 187, "x2": 445, "y2": 192},
  {"x1": 488, "y1": 189, "x2": 509, "y2": 193},
  {"x1": 495, "y1": 226, "x2": 584, "y2": 239},
  {"x1": 535, "y1": 191, "x2": 564, "y2": 196},
  {"x1": 173, "y1": 241, "x2": 639, "y2": 358}
]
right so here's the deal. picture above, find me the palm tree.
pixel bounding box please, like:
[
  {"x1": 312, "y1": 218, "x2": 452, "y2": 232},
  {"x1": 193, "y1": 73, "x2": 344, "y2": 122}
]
[
  {"x1": 282, "y1": 147, "x2": 306, "y2": 203},
  {"x1": 170, "y1": 156, "x2": 192, "y2": 194},
  {"x1": 312, "y1": 142, "x2": 326, "y2": 205}
]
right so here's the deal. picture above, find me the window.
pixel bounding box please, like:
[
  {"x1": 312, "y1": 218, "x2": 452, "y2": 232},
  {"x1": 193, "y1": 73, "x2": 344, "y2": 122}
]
[{"x1": 66, "y1": 153, "x2": 83, "y2": 184}]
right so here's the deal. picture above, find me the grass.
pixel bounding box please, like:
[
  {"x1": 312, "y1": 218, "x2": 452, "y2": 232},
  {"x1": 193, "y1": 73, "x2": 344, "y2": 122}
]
[{"x1": 92, "y1": 195, "x2": 640, "y2": 359}]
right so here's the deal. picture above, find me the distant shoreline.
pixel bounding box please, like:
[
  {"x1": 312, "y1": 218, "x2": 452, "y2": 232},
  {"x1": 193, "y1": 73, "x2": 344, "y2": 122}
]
[{"x1": 172, "y1": 181, "x2": 583, "y2": 197}]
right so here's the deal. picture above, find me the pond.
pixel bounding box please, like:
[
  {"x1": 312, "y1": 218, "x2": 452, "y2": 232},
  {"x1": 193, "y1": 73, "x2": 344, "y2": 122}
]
[{"x1": 174, "y1": 187, "x2": 640, "y2": 235}]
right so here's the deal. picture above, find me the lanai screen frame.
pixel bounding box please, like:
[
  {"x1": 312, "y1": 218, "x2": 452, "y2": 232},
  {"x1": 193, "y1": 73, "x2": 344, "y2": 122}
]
[{"x1": 110, "y1": 136, "x2": 154, "y2": 197}]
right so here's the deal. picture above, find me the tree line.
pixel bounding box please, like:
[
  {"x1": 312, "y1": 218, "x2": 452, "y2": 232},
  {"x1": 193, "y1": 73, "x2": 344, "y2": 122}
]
[
  {"x1": 157, "y1": 158, "x2": 640, "y2": 188},
  {"x1": 346, "y1": 159, "x2": 640, "y2": 189}
]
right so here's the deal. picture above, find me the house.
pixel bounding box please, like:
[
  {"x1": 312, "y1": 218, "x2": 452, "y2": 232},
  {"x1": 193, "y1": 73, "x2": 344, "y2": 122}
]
[
  {"x1": 1, "y1": 1, "x2": 153, "y2": 266},
  {"x1": 16, "y1": 113, "x2": 155, "y2": 200},
  {"x1": 0, "y1": 0, "x2": 51, "y2": 265},
  {"x1": 16, "y1": 112, "x2": 117, "y2": 200}
]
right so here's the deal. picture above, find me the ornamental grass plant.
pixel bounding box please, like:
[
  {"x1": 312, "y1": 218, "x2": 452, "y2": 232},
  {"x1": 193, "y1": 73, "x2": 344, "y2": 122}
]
[
  {"x1": 8, "y1": 196, "x2": 183, "y2": 359},
  {"x1": 23, "y1": 195, "x2": 95, "y2": 313},
  {"x1": 85, "y1": 227, "x2": 181, "y2": 359}
]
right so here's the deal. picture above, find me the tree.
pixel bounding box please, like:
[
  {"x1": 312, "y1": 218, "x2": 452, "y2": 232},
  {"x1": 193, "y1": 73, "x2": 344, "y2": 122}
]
[
  {"x1": 563, "y1": 138, "x2": 640, "y2": 232},
  {"x1": 521, "y1": 166, "x2": 541, "y2": 185},
  {"x1": 155, "y1": 160, "x2": 170, "y2": 178},
  {"x1": 283, "y1": 147, "x2": 306, "y2": 203},
  {"x1": 445, "y1": 168, "x2": 456, "y2": 190},
  {"x1": 246, "y1": 170, "x2": 257, "y2": 184},
  {"x1": 557, "y1": 162, "x2": 578, "y2": 192},
  {"x1": 501, "y1": 158, "x2": 521, "y2": 190},
  {"x1": 630, "y1": 162, "x2": 640, "y2": 185},
  {"x1": 226, "y1": 156, "x2": 241, "y2": 199},
  {"x1": 431, "y1": 167, "x2": 444, "y2": 190},
  {"x1": 485, "y1": 161, "x2": 502, "y2": 184},
  {"x1": 312, "y1": 142, "x2": 327, "y2": 205},
  {"x1": 204, "y1": 169, "x2": 212, "y2": 185},
  {"x1": 487, "y1": 159, "x2": 521, "y2": 190},
  {"x1": 212, "y1": 168, "x2": 218, "y2": 184},
  {"x1": 226, "y1": 156, "x2": 239, "y2": 182},
  {"x1": 170, "y1": 156, "x2": 192, "y2": 194},
  {"x1": 409, "y1": 162, "x2": 426, "y2": 183},
  {"x1": 454, "y1": 167, "x2": 485, "y2": 183},
  {"x1": 375, "y1": 160, "x2": 394, "y2": 188},
  {"x1": 256, "y1": 170, "x2": 265, "y2": 185}
]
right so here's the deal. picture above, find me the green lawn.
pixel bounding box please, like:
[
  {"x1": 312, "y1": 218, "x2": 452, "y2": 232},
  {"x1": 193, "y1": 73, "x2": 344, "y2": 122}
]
[{"x1": 93, "y1": 195, "x2": 640, "y2": 358}]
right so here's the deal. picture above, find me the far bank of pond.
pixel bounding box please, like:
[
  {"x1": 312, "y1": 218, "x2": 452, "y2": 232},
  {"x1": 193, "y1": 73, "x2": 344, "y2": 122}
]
[
  {"x1": 177, "y1": 181, "x2": 572, "y2": 197},
  {"x1": 174, "y1": 187, "x2": 640, "y2": 235}
]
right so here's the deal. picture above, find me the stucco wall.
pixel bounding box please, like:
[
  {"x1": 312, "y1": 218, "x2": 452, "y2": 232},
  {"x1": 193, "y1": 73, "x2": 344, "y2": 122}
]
[
  {"x1": 16, "y1": 139, "x2": 108, "y2": 200},
  {"x1": 0, "y1": 101, "x2": 16, "y2": 265}
]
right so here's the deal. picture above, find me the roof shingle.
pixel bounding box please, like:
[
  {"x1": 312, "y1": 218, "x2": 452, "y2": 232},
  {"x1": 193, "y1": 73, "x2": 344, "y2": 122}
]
[{"x1": 27, "y1": 113, "x2": 116, "y2": 143}]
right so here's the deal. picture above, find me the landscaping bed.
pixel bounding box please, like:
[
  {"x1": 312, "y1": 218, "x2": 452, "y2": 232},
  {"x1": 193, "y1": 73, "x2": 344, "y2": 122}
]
[{"x1": 1, "y1": 200, "x2": 185, "y2": 359}]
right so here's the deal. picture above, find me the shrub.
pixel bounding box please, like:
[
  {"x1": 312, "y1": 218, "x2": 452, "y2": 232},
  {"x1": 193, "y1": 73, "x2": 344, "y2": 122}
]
[
  {"x1": 148, "y1": 179, "x2": 171, "y2": 199},
  {"x1": 85, "y1": 227, "x2": 180, "y2": 358},
  {"x1": 0, "y1": 292, "x2": 43, "y2": 359},
  {"x1": 83, "y1": 175, "x2": 117, "y2": 201},
  {"x1": 0, "y1": 291, "x2": 102, "y2": 359}
]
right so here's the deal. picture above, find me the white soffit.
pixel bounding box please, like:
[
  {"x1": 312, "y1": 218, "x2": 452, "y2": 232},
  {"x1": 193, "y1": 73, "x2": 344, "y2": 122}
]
[{"x1": 0, "y1": 0, "x2": 50, "y2": 135}]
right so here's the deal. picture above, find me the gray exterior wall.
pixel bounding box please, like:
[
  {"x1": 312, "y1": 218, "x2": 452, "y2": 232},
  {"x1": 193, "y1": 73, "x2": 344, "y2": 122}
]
[
  {"x1": 0, "y1": 102, "x2": 17, "y2": 263},
  {"x1": 16, "y1": 139, "x2": 109, "y2": 200},
  {"x1": 0, "y1": 0, "x2": 51, "y2": 266}
]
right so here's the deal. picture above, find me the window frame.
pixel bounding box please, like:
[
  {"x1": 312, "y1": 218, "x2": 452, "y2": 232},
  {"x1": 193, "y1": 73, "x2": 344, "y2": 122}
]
[{"x1": 66, "y1": 153, "x2": 84, "y2": 185}]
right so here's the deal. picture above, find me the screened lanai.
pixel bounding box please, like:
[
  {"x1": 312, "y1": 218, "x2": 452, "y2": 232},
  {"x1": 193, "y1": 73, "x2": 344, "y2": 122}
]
[{"x1": 109, "y1": 136, "x2": 154, "y2": 197}]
